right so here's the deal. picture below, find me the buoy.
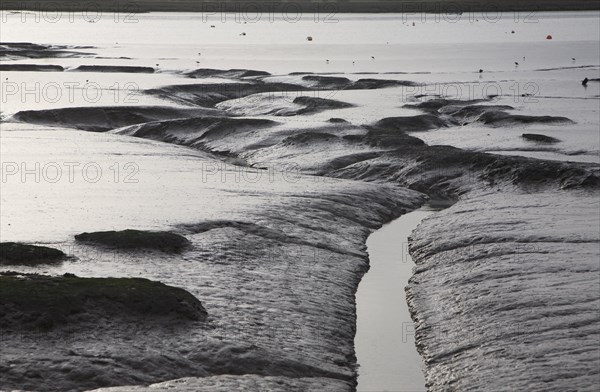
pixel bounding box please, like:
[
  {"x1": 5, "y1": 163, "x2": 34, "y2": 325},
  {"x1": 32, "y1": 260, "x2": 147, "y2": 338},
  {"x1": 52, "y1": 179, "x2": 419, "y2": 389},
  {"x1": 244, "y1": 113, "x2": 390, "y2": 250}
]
[
  {"x1": 307, "y1": 36, "x2": 313, "y2": 41},
  {"x1": 546, "y1": 35, "x2": 553, "y2": 40}
]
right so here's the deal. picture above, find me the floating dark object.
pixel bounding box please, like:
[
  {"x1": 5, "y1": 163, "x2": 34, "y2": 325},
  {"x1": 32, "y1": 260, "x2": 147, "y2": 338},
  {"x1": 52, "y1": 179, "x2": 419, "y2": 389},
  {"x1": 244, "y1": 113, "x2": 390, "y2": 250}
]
[
  {"x1": 515, "y1": 62, "x2": 519, "y2": 66},
  {"x1": 240, "y1": 32, "x2": 246, "y2": 36},
  {"x1": 210, "y1": 25, "x2": 215, "y2": 28},
  {"x1": 582, "y1": 77, "x2": 589, "y2": 86},
  {"x1": 546, "y1": 34, "x2": 553, "y2": 40},
  {"x1": 371, "y1": 56, "x2": 375, "y2": 60},
  {"x1": 479, "y1": 69, "x2": 483, "y2": 73},
  {"x1": 511, "y1": 30, "x2": 515, "y2": 34},
  {"x1": 307, "y1": 36, "x2": 313, "y2": 41}
]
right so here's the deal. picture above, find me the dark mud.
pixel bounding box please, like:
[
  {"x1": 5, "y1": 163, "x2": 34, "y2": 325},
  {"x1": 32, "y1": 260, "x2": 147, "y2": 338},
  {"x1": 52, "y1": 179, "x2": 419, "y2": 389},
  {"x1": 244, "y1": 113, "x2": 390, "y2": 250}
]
[
  {"x1": 405, "y1": 98, "x2": 575, "y2": 127},
  {"x1": 522, "y1": 133, "x2": 561, "y2": 143},
  {"x1": 10, "y1": 106, "x2": 227, "y2": 131},
  {"x1": 146, "y1": 82, "x2": 310, "y2": 107},
  {"x1": 0, "y1": 242, "x2": 66, "y2": 266},
  {"x1": 301, "y1": 75, "x2": 418, "y2": 90},
  {"x1": 74, "y1": 230, "x2": 190, "y2": 252},
  {"x1": 148, "y1": 73, "x2": 418, "y2": 109},
  {"x1": 71, "y1": 65, "x2": 155, "y2": 73},
  {"x1": 375, "y1": 115, "x2": 448, "y2": 132},
  {"x1": 477, "y1": 111, "x2": 574, "y2": 127},
  {"x1": 185, "y1": 68, "x2": 271, "y2": 79},
  {"x1": 293, "y1": 96, "x2": 354, "y2": 115},
  {"x1": 116, "y1": 116, "x2": 278, "y2": 152},
  {"x1": 0, "y1": 64, "x2": 64, "y2": 72},
  {"x1": 0, "y1": 42, "x2": 93, "y2": 60}
]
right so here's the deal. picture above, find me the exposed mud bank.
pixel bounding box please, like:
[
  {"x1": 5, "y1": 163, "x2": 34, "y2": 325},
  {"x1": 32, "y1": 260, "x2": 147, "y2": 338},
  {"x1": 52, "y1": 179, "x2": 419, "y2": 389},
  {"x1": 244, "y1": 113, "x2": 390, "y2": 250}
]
[
  {"x1": 9, "y1": 106, "x2": 228, "y2": 131},
  {"x1": 404, "y1": 98, "x2": 575, "y2": 128},
  {"x1": 71, "y1": 65, "x2": 155, "y2": 73},
  {"x1": 0, "y1": 42, "x2": 93, "y2": 60},
  {"x1": 145, "y1": 82, "x2": 311, "y2": 108},
  {"x1": 523, "y1": 133, "x2": 561, "y2": 143},
  {"x1": 88, "y1": 375, "x2": 353, "y2": 392},
  {"x1": 0, "y1": 63, "x2": 64, "y2": 71},
  {"x1": 107, "y1": 83, "x2": 600, "y2": 392},
  {"x1": 185, "y1": 68, "x2": 271, "y2": 79},
  {"x1": 406, "y1": 191, "x2": 600, "y2": 391},
  {"x1": 3, "y1": 65, "x2": 599, "y2": 391},
  {"x1": 116, "y1": 117, "x2": 278, "y2": 152}
]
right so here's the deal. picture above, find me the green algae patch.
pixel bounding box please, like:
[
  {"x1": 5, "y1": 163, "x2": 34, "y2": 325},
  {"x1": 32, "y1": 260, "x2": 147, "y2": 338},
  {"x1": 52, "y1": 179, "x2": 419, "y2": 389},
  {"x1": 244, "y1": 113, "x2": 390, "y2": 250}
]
[
  {"x1": 0, "y1": 242, "x2": 66, "y2": 266},
  {"x1": 0, "y1": 273, "x2": 207, "y2": 330}
]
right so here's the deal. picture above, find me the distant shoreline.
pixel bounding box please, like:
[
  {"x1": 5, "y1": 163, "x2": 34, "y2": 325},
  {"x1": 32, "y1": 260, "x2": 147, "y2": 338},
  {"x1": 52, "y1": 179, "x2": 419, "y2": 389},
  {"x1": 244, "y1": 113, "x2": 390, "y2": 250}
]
[{"x1": 1, "y1": 1, "x2": 599, "y2": 14}]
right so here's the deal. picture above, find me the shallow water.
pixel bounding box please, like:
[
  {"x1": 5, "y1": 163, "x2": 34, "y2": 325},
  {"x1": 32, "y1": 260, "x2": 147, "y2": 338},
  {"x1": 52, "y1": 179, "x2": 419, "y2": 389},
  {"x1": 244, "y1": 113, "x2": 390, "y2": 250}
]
[{"x1": 355, "y1": 208, "x2": 435, "y2": 392}]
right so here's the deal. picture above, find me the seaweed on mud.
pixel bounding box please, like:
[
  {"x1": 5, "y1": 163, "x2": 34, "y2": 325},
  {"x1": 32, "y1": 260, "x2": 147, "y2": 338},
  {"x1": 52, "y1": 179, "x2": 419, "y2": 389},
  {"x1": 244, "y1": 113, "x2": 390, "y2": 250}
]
[
  {"x1": 74, "y1": 230, "x2": 191, "y2": 252},
  {"x1": 0, "y1": 242, "x2": 66, "y2": 266},
  {"x1": 0, "y1": 273, "x2": 207, "y2": 330}
]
